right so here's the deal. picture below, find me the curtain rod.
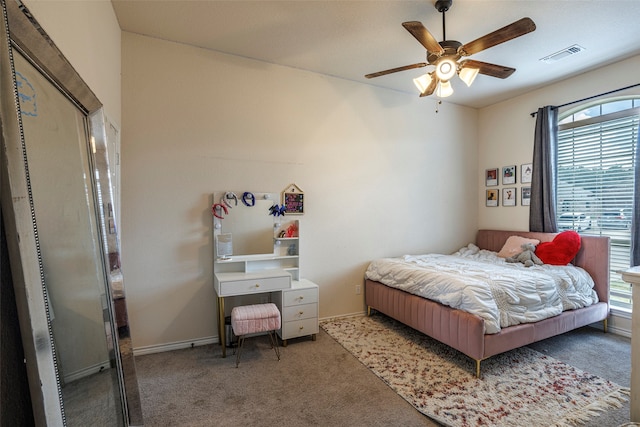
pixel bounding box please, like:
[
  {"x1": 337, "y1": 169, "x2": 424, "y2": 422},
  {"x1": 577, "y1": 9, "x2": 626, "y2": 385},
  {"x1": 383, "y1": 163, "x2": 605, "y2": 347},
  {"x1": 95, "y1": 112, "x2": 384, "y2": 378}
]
[{"x1": 530, "y1": 83, "x2": 640, "y2": 117}]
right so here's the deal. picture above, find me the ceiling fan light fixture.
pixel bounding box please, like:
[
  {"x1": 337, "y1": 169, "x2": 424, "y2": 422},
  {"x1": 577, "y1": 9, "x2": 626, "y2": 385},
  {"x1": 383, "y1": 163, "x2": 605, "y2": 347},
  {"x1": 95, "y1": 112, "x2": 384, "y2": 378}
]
[
  {"x1": 459, "y1": 66, "x2": 479, "y2": 87},
  {"x1": 413, "y1": 73, "x2": 433, "y2": 94},
  {"x1": 436, "y1": 80, "x2": 453, "y2": 98},
  {"x1": 435, "y1": 58, "x2": 456, "y2": 81}
]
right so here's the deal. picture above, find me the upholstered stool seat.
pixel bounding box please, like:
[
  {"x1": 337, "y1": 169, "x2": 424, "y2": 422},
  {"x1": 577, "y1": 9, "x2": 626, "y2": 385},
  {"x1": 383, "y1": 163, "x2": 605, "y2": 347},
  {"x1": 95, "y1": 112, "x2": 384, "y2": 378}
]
[{"x1": 231, "y1": 303, "x2": 281, "y2": 367}]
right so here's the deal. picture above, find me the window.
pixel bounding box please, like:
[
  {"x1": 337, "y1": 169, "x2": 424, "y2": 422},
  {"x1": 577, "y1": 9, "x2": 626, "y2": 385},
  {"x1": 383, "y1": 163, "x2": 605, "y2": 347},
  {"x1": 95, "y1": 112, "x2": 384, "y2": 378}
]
[{"x1": 557, "y1": 98, "x2": 639, "y2": 310}]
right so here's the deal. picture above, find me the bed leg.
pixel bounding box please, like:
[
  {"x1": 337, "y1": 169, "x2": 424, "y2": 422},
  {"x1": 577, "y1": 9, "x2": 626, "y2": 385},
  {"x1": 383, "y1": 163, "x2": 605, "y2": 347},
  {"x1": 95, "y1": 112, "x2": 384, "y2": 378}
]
[
  {"x1": 476, "y1": 360, "x2": 481, "y2": 378},
  {"x1": 603, "y1": 318, "x2": 608, "y2": 333},
  {"x1": 367, "y1": 306, "x2": 371, "y2": 316}
]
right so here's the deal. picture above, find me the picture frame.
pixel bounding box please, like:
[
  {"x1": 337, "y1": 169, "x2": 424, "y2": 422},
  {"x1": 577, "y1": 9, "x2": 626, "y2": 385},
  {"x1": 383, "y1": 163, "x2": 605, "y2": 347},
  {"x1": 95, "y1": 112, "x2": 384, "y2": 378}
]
[
  {"x1": 521, "y1": 186, "x2": 531, "y2": 206},
  {"x1": 282, "y1": 183, "x2": 304, "y2": 214},
  {"x1": 502, "y1": 187, "x2": 517, "y2": 206},
  {"x1": 486, "y1": 189, "x2": 499, "y2": 207},
  {"x1": 485, "y1": 168, "x2": 499, "y2": 186},
  {"x1": 502, "y1": 165, "x2": 516, "y2": 185},
  {"x1": 521, "y1": 163, "x2": 533, "y2": 184}
]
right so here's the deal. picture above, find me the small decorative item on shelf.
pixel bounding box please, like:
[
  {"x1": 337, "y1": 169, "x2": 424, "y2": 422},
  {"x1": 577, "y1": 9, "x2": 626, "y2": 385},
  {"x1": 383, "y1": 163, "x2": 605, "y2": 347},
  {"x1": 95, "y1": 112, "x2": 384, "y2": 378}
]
[{"x1": 285, "y1": 222, "x2": 298, "y2": 237}]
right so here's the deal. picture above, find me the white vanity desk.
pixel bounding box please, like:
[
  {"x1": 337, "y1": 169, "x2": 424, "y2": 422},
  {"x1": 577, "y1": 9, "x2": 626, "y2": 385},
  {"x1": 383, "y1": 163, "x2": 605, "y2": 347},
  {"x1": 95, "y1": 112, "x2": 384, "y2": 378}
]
[
  {"x1": 214, "y1": 261, "x2": 319, "y2": 358},
  {"x1": 212, "y1": 191, "x2": 318, "y2": 358}
]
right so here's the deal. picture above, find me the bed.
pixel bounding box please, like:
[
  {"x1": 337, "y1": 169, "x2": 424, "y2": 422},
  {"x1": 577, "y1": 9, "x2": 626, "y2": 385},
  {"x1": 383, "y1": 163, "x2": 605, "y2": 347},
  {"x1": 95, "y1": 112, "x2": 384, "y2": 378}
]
[{"x1": 364, "y1": 229, "x2": 611, "y2": 377}]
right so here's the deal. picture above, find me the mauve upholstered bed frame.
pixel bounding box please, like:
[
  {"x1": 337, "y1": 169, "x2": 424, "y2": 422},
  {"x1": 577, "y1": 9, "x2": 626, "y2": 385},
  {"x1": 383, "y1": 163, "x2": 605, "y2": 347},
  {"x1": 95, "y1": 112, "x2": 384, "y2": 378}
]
[{"x1": 365, "y1": 229, "x2": 611, "y2": 377}]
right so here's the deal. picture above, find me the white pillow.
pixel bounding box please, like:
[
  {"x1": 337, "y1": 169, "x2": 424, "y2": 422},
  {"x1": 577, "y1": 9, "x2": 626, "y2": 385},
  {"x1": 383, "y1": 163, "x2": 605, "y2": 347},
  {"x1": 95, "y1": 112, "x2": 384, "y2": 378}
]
[{"x1": 497, "y1": 235, "x2": 540, "y2": 258}]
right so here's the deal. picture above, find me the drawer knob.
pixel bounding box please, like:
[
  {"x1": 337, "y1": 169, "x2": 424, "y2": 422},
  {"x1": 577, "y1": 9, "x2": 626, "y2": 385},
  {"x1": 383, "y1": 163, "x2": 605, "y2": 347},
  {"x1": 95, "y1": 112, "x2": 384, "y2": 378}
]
[
  {"x1": 299, "y1": 326, "x2": 304, "y2": 330},
  {"x1": 255, "y1": 284, "x2": 260, "y2": 288},
  {"x1": 298, "y1": 296, "x2": 304, "y2": 300},
  {"x1": 298, "y1": 311, "x2": 304, "y2": 315}
]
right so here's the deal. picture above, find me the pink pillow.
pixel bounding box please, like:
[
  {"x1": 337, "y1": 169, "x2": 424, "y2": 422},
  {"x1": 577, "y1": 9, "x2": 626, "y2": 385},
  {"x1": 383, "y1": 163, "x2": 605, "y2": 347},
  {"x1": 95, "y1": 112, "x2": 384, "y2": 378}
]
[
  {"x1": 497, "y1": 235, "x2": 540, "y2": 258},
  {"x1": 535, "y1": 231, "x2": 581, "y2": 265}
]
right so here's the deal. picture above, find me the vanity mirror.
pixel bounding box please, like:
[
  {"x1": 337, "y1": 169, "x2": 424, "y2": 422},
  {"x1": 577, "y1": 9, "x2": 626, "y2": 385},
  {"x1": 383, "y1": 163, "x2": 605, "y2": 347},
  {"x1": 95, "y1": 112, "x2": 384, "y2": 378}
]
[
  {"x1": 0, "y1": 1, "x2": 141, "y2": 425},
  {"x1": 213, "y1": 192, "x2": 277, "y2": 257}
]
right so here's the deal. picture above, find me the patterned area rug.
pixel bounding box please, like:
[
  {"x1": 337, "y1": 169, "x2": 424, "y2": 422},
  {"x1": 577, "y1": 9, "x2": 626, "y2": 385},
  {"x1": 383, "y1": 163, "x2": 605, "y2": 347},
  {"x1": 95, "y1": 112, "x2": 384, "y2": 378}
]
[{"x1": 321, "y1": 315, "x2": 629, "y2": 427}]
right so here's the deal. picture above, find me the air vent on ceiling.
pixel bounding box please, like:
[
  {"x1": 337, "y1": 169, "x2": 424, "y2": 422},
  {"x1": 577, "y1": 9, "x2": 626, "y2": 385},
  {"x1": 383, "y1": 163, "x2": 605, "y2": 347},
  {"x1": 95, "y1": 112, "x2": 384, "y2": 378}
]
[{"x1": 540, "y1": 44, "x2": 586, "y2": 63}]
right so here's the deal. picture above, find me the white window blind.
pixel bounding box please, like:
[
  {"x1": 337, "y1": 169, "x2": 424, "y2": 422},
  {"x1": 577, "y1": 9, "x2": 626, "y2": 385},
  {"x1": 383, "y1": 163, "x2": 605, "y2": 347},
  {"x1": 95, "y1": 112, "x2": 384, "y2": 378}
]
[{"x1": 557, "y1": 105, "x2": 638, "y2": 309}]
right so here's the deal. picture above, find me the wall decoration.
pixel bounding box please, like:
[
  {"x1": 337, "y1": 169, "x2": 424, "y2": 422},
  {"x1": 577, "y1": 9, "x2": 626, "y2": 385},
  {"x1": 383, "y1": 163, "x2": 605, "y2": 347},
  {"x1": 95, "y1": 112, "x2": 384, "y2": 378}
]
[
  {"x1": 503, "y1": 187, "x2": 517, "y2": 206},
  {"x1": 502, "y1": 165, "x2": 516, "y2": 185},
  {"x1": 521, "y1": 186, "x2": 531, "y2": 206},
  {"x1": 282, "y1": 183, "x2": 304, "y2": 214},
  {"x1": 521, "y1": 163, "x2": 533, "y2": 184},
  {"x1": 486, "y1": 189, "x2": 499, "y2": 207},
  {"x1": 485, "y1": 168, "x2": 499, "y2": 186}
]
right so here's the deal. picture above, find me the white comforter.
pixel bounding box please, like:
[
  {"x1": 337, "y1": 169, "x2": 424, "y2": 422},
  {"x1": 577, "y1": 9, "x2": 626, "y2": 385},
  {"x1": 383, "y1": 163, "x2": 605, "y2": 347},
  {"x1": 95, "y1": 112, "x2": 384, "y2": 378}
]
[{"x1": 364, "y1": 244, "x2": 598, "y2": 334}]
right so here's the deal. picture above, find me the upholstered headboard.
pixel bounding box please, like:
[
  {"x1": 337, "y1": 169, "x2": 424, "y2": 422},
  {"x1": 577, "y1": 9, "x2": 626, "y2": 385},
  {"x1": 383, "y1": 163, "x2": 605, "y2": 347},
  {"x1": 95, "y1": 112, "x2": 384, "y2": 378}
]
[{"x1": 476, "y1": 230, "x2": 611, "y2": 304}]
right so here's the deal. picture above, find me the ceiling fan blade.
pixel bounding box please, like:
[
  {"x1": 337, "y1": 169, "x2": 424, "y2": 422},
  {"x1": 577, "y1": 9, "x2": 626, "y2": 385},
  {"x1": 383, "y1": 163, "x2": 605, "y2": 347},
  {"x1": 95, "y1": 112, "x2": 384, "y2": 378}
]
[
  {"x1": 460, "y1": 59, "x2": 516, "y2": 79},
  {"x1": 402, "y1": 21, "x2": 445, "y2": 55},
  {"x1": 460, "y1": 17, "x2": 536, "y2": 56},
  {"x1": 364, "y1": 62, "x2": 428, "y2": 79},
  {"x1": 419, "y1": 75, "x2": 438, "y2": 97}
]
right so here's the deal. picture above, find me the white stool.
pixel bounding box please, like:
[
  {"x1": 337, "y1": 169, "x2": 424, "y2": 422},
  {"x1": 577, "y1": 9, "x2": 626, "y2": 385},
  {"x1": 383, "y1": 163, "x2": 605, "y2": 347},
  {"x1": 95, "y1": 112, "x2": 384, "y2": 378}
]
[{"x1": 231, "y1": 303, "x2": 281, "y2": 368}]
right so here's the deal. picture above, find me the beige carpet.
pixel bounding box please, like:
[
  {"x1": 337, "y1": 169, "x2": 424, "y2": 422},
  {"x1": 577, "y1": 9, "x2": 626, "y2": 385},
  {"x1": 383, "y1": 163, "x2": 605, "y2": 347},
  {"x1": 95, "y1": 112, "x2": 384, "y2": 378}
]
[
  {"x1": 134, "y1": 316, "x2": 631, "y2": 426},
  {"x1": 322, "y1": 315, "x2": 629, "y2": 427}
]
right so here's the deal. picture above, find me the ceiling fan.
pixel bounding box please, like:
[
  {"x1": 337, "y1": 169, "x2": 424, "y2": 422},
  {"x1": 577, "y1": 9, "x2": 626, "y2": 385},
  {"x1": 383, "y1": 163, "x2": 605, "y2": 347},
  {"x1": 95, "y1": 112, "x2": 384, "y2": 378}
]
[{"x1": 364, "y1": 0, "x2": 536, "y2": 98}]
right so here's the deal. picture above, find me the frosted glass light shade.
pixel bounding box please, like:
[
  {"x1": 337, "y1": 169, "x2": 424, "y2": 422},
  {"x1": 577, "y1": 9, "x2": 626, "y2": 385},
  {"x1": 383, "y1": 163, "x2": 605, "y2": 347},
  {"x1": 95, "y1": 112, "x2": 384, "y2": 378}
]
[
  {"x1": 459, "y1": 67, "x2": 479, "y2": 87},
  {"x1": 435, "y1": 58, "x2": 456, "y2": 81},
  {"x1": 436, "y1": 80, "x2": 453, "y2": 97},
  {"x1": 413, "y1": 73, "x2": 433, "y2": 94}
]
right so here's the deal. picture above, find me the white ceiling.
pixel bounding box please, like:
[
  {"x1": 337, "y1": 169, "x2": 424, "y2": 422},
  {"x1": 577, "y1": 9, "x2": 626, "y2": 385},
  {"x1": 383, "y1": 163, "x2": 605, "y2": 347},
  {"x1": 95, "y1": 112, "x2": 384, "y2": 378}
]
[{"x1": 111, "y1": 0, "x2": 640, "y2": 109}]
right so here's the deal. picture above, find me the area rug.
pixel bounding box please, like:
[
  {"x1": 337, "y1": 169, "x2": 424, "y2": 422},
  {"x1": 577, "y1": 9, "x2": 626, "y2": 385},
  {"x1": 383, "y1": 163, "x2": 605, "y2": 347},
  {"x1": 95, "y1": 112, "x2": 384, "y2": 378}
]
[{"x1": 321, "y1": 315, "x2": 629, "y2": 427}]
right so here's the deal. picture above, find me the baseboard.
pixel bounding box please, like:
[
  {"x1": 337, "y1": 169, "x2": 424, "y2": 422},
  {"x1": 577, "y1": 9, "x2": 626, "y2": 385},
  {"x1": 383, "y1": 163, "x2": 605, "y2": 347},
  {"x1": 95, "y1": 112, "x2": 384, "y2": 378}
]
[
  {"x1": 133, "y1": 336, "x2": 217, "y2": 356},
  {"x1": 63, "y1": 360, "x2": 111, "y2": 384},
  {"x1": 319, "y1": 311, "x2": 366, "y2": 323}
]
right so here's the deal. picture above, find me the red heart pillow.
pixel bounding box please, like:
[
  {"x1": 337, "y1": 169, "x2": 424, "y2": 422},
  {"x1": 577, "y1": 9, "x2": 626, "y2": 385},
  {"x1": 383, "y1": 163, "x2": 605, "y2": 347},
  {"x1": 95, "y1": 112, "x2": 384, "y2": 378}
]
[{"x1": 535, "y1": 231, "x2": 581, "y2": 265}]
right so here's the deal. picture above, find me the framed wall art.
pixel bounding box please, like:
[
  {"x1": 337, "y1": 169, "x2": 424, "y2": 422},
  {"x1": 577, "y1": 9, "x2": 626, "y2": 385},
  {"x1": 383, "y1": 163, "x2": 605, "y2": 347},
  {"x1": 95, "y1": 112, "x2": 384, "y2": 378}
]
[
  {"x1": 282, "y1": 183, "x2": 304, "y2": 214},
  {"x1": 502, "y1": 187, "x2": 516, "y2": 206},
  {"x1": 521, "y1": 163, "x2": 532, "y2": 184},
  {"x1": 485, "y1": 168, "x2": 499, "y2": 186},
  {"x1": 521, "y1": 186, "x2": 531, "y2": 206},
  {"x1": 502, "y1": 165, "x2": 516, "y2": 185},
  {"x1": 486, "y1": 189, "x2": 499, "y2": 207}
]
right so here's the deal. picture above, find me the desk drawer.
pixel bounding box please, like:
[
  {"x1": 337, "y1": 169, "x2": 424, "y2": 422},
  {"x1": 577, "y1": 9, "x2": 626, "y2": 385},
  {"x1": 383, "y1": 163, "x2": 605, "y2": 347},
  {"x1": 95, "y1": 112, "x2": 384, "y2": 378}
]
[
  {"x1": 219, "y1": 275, "x2": 290, "y2": 295},
  {"x1": 282, "y1": 317, "x2": 319, "y2": 339},
  {"x1": 282, "y1": 303, "x2": 317, "y2": 322},
  {"x1": 283, "y1": 288, "x2": 318, "y2": 306}
]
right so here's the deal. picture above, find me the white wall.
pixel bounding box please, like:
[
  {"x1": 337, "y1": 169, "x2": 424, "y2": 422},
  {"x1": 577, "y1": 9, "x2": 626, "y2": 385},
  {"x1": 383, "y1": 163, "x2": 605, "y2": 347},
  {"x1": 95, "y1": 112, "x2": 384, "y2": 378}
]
[
  {"x1": 121, "y1": 32, "x2": 478, "y2": 350},
  {"x1": 22, "y1": 0, "x2": 121, "y2": 126},
  {"x1": 477, "y1": 55, "x2": 640, "y2": 337},
  {"x1": 477, "y1": 55, "x2": 640, "y2": 231}
]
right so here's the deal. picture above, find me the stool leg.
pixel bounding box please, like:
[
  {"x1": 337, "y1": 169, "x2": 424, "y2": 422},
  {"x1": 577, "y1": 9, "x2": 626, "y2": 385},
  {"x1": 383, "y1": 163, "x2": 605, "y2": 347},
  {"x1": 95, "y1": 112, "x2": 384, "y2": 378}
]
[
  {"x1": 268, "y1": 331, "x2": 281, "y2": 361},
  {"x1": 235, "y1": 336, "x2": 245, "y2": 368}
]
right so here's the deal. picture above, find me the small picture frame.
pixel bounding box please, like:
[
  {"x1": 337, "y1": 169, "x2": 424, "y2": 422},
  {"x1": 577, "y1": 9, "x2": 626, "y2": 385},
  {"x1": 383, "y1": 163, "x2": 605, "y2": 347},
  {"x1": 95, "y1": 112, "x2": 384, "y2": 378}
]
[
  {"x1": 486, "y1": 189, "x2": 499, "y2": 207},
  {"x1": 521, "y1": 186, "x2": 531, "y2": 206},
  {"x1": 485, "y1": 168, "x2": 499, "y2": 186},
  {"x1": 503, "y1": 188, "x2": 516, "y2": 206},
  {"x1": 521, "y1": 163, "x2": 533, "y2": 184},
  {"x1": 502, "y1": 165, "x2": 516, "y2": 185},
  {"x1": 282, "y1": 183, "x2": 304, "y2": 215}
]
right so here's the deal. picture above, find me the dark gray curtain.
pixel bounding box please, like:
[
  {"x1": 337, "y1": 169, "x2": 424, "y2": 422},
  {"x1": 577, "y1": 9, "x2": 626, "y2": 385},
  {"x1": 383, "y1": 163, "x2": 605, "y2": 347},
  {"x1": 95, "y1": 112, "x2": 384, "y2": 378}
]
[
  {"x1": 529, "y1": 106, "x2": 559, "y2": 232},
  {"x1": 632, "y1": 124, "x2": 640, "y2": 266}
]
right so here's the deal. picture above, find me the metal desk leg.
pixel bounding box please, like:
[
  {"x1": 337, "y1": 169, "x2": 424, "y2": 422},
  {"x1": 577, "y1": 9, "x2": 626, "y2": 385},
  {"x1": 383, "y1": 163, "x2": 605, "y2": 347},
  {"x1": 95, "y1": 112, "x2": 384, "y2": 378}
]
[{"x1": 218, "y1": 296, "x2": 226, "y2": 358}]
